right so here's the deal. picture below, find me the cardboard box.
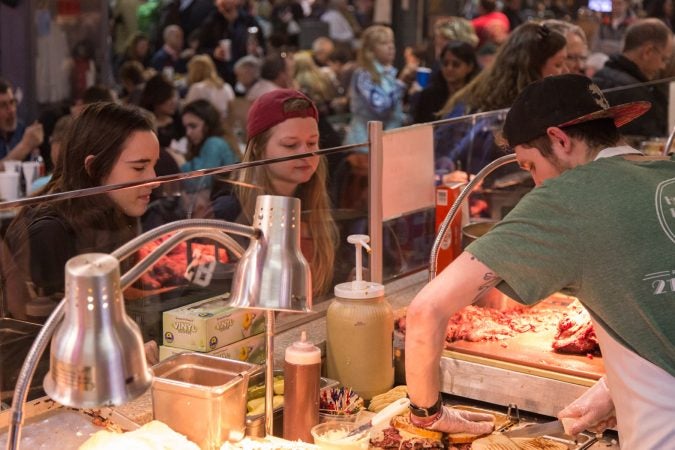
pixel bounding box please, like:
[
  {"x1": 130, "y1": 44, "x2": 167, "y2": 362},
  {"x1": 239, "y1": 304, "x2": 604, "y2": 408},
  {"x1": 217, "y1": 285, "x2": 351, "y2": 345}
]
[
  {"x1": 434, "y1": 182, "x2": 465, "y2": 273},
  {"x1": 159, "y1": 333, "x2": 266, "y2": 364},
  {"x1": 162, "y1": 297, "x2": 265, "y2": 351}
]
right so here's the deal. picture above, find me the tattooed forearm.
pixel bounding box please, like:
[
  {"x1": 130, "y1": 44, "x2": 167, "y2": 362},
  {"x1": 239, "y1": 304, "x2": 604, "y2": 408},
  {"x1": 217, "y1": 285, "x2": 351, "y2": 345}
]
[{"x1": 473, "y1": 272, "x2": 500, "y2": 301}]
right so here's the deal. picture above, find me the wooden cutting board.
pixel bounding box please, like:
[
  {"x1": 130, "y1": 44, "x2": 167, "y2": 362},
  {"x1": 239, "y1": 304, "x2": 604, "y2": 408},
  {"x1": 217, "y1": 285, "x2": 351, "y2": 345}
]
[{"x1": 444, "y1": 295, "x2": 604, "y2": 381}]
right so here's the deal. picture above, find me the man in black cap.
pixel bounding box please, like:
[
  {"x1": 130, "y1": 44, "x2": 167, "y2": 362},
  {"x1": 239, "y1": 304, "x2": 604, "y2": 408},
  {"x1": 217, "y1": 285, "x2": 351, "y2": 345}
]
[{"x1": 404, "y1": 74, "x2": 675, "y2": 448}]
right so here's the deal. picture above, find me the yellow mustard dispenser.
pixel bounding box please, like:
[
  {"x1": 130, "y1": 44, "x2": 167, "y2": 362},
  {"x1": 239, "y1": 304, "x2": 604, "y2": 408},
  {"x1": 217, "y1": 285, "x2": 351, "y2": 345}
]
[{"x1": 326, "y1": 234, "x2": 394, "y2": 400}]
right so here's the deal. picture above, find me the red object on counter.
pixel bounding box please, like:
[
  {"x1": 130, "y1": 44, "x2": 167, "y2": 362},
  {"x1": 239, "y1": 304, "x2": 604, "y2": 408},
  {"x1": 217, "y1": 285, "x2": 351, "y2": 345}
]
[{"x1": 435, "y1": 182, "x2": 464, "y2": 273}]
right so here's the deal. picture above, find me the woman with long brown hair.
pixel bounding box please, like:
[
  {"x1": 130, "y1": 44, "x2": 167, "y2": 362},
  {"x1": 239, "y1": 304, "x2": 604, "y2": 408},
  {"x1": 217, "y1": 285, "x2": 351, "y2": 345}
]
[{"x1": 214, "y1": 89, "x2": 337, "y2": 296}]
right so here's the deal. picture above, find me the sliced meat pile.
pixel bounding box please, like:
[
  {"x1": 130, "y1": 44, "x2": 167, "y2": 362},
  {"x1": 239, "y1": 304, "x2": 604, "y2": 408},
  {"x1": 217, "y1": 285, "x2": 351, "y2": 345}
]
[
  {"x1": 370, "y1": 427, "x2": 445, "y2": 449},
  {"x1": 552, "y1": 301, "x2": 600, "y2": 355},
  {"x1": 396, "y1": 305, "x2": 564, "y2": 346},
  {"x1": 136, "y1": 236, "x2": 228, "y2": 290}
]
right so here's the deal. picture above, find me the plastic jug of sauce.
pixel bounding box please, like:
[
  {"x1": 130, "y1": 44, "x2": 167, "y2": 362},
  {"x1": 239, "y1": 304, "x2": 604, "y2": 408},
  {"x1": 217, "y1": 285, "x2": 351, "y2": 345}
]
[{"x1": 326, "y1": 235, "x2": 394, "y2": 400}]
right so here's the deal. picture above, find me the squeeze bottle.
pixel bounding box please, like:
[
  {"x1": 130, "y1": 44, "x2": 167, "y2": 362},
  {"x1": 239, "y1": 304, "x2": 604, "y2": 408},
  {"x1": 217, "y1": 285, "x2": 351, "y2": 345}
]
[{"x1": 283, "y1": 331, "x2": 321, "y2": 442}]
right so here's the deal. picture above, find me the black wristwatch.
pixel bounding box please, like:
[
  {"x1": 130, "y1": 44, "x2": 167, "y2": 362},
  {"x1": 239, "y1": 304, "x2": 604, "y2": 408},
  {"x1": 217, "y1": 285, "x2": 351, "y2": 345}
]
[{"x1": 408, "y1": 393, "x2": 443, "y2": 418}]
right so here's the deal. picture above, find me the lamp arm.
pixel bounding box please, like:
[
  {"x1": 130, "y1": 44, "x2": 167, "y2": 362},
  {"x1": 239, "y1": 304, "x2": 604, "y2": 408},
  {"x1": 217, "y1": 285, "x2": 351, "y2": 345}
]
[
  {"x1": 663, "y1": 125, "x2": 675, "y2": 156},
  {"x1": 428, "y1": 154, "x2": 518, "y2": 281},
  {"x1": 111, "y1": 219, "x2": 257, "y2": 261},
  {"x1": 6, "y1": 298, "x2": 67, "y2": 450},
  {"x1": 119, "y1": 229, "x2": 246, "y2": 290}
]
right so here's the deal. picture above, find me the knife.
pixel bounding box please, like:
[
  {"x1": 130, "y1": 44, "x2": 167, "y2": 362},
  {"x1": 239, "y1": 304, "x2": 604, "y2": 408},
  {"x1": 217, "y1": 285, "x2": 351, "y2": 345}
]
[
  {"x1": 502, "y1": 420, "x2": 565, "y2": 438},
  {"x1": 343, "y1": 397, "x2": 411, "y2": 439}
]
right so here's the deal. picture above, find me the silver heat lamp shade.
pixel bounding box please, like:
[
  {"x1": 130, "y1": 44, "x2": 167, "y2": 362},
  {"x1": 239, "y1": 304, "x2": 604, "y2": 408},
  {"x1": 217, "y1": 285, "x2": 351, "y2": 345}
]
[
  {"x1": 229, "y1": 195, "x2": 312, "y2": 312},
  {"x1": 43, "y1": 253, "x2": 152, "y2": 408}
]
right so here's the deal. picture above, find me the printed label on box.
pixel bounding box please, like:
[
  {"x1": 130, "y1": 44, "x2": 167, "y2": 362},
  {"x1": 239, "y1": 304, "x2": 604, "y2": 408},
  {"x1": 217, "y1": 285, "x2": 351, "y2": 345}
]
[
  {"x1": 163, "y1": 296, "x2": 265, "y2": 351},
  {"x1": 435, "y1": 182, "x2": 465, "y2": 273},
  {"x1": 159, "y1": 333, "x2": 266, "y2": 364}
]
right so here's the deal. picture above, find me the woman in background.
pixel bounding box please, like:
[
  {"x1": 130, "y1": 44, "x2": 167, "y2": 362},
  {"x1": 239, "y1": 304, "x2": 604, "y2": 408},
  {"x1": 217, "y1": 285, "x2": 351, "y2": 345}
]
[
  {"x1": 411, "y1": 41, "x2": 480, "y2": 124},
  {"x1": 184, "y1": 54, "x2": 236, "y2": 121},
  {"x1": 214, "y1": 89, "x2": 337, "y2": 296},
  {"x1": 435, "y1": 23, "x2": 567, "y2": 175},
  {"x1": 2, "y1": 103, "x2": 159, "y2": 320},
  {"x1": 178, "y1": 99, "x2": 241, "y2": 197},
  {"x1": 343, "y1": 25, "x2": 405, "y2": 147}
]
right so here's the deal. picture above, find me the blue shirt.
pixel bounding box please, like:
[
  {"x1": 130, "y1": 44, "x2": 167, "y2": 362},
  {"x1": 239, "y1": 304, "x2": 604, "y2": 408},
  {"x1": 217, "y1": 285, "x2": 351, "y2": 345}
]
[{"x1": 0, "y1": 121, "x2": 26, "y2": 159}]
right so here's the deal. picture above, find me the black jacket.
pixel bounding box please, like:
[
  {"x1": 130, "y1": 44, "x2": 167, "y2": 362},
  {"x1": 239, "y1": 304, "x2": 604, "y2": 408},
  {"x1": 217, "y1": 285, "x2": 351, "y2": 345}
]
[{"x1": 592, "y1": 54, "x2": 668, "y2": 138}]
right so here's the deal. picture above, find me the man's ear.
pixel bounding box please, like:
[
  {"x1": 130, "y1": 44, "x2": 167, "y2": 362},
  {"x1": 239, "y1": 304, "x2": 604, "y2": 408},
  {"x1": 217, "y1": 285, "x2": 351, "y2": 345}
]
[
  {"x1": 546, "y1": 127, "x2": 572, "y2": 153},
  {"x1": 84, "y1": 155, "x2": 95, "y2": 176}
]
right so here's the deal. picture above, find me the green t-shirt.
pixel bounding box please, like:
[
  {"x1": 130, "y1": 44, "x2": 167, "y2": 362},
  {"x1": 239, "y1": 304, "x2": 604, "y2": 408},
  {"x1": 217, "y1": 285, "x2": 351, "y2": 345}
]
[{"x1": 467, "y1": 154, "x2": 675, "y2": 377}]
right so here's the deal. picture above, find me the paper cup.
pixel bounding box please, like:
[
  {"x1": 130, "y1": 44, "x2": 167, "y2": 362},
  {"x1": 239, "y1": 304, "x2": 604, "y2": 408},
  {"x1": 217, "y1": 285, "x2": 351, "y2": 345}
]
[
  {"x1": 4, "y1": 160, "x2": 22, "y2": 174},
  {"x1": 416, "y1": 67, "x2": 432, "y2": 89},
  {"x1": 0, "y1": 171, "x2": 20, "y2": 201},
  {"x1": 22, "y1": 161, "x2": 41, "y2": 195}
]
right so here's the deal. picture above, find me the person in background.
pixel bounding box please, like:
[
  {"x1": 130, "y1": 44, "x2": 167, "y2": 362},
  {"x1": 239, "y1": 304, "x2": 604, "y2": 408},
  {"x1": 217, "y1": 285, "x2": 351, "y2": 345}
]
[
  {"x1": 178, "y1": 99, "x2": 241, "y2": 186},
  {"x1": 1, "y1": 102, "x2": 159, "y2": 320},
  {"x1": 593, "y1": 18, "x2": 673, "y2": 138},
  {"x1": 31, "y1": 115, "x2": 73, "y2": 192},
  {"x1": 430, "y1": 17, "x2": 480, "y2": 71},
  {"x1": 543, "y1": 19, "x2": 590, "y2": 75},
  {"x1": 213, "y1": 89, "x2": 337, "y2": 296},
  {"x1": 471, "y1": 0, "x2": 510, "y2": 50},
  {"x1": 70, "y1": 84, "x2": 116, "y2": 117},
  {"x1": 115, "y1": 33, "x2": 152, "y2": 80},
  {"x1": 590, "y1": 0, "x2": 636, "y2": 56},
  {"x1": 343, "y1": 25, "x2": 405, "y2": 148},
  {"x1": 502, "y1": 0, "x2": 525, "y2": 30},
  {"x1": 185, "y1": 54, "x2": 236, "y2": 121},
  {"x1": 118, "y1": 60, "x2": 147, "y2": 105},
  {"x1": 293, "y1": 51, "x2": 342, "y2": 149},
  {"x1": 0, "y1": 78, "x2": 44, "y2": 168},
  {"x1": 411, "y1": 41, "x2": 481, "y2": 124},
  {"x1": 320, "y1": 0, "x2": 359, "y2": 46},
  {"x1": 246, "y1": 51, "x2": 297, "y2": 101},
  {"x1": 150, "y1": 24, "x2": 191, "y2": 77},
  {"x1": 435, "y1": 23, "x2": 567, "y2": 175},
  {"x1": 312, "y1": 36, "x2": 335, "y2": 68},
  {"x1": 646, "y1": 0, "x2": 674, "y2": 31},
  {"x1": 196, "y1": 0, "x2": 266, "y2": 86},
  {"x1": 140, "y1": 74, "x2": 184, "y2": 150},
  {"x1": 233, "y1": 55, "x2": 262, "y2": 97},
  {"x1": 404, "y1": 73, "x2": 674, "y2": 450}
]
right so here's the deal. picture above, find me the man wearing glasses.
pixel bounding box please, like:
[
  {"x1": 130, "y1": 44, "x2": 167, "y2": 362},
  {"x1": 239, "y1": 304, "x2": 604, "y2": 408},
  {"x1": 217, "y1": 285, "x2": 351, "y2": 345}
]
[
  {"x1": 0, "y1": 78, "x2": 44, "y2": 170},
  {"x1": 592, "y1": 18, "x2": 673, "y2": 138}
]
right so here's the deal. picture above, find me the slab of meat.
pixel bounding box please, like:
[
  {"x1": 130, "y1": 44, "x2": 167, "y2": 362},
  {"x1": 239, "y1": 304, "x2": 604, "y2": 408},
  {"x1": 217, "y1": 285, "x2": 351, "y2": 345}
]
[{"x1": 552, "y1": 301, "x2": 600, "y2": 355}]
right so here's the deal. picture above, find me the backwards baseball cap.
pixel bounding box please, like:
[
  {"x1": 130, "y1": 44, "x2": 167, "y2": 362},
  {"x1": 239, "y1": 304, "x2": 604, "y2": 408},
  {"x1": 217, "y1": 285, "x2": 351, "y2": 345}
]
[
  {"x1": 246, "y1": 89, "x2": 319, "y2": 140},
  {"x1": 502, "y1": 74, "x2": 651, "y2": 147}
]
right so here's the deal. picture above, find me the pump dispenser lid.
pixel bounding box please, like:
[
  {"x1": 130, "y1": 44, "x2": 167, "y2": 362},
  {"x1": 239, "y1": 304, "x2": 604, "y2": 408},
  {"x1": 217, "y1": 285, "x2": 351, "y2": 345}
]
[
  {"x1": 285, "y1": 331, "x2": 321, "y2": 365},
  {"x1": 334, "y1": 235, "x2": 385, "y2": 299}
]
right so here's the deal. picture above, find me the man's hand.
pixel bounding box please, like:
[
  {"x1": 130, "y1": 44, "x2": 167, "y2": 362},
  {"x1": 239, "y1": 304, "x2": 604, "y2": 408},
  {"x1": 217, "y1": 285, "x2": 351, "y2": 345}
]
[
  {"x1": 411, "y1": 406, "x2": 495, "y2": 435},
  {"x1": 558, "y1": 377, "x2": 616, "y2": 436},
  {"x1": 22, "y1": 121, "x2": 44, "y2": 149}
]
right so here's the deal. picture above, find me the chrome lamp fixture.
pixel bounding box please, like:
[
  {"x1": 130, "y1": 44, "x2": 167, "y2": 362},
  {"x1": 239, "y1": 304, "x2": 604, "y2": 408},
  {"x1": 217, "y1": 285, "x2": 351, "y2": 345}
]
[
  {"x1": 429, "y1": 154, "x2": 518, "y2": 280},
  {"x1": 6, "y1": 195, "x2": 310, "y2": 449}
]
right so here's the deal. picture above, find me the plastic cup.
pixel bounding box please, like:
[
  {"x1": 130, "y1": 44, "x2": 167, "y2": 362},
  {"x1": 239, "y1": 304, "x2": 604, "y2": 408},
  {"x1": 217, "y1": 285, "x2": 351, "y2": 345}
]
[
  {"x1": 416, "y1": 67, "x2": 432, "y2": 88},
  {"x1": 219, "y1": 39, "x2": 232, "y2": 62},
  {"x1": 22, "y1": 161, "x2": 41, "y2": 195},
  {"x1": 0, "y1": 171, "x2": 20, "y2": 201}
]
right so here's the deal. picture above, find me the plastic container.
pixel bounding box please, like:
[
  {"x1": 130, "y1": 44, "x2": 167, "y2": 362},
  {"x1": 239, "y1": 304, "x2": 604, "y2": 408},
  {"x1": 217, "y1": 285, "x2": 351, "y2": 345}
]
[
  {"x1": 310, "y1": 422, "x2": 369, "y2": 450},
  {"x1": 326, "y1": 235, "x2": 394, "y2": 400},
  {"x1": 283, "y1": 331, "x2": 321, "y2": 442}
]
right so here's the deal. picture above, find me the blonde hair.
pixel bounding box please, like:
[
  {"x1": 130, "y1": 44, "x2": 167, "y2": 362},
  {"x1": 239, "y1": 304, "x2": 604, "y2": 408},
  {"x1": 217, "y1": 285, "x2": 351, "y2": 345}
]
[
  {"x1": 234, "y1": 100, "x2": 337, "y2": 296},
  {"x1": 187, "y1": 54, "x2": 224, "y2": 89},
  {"x1": 357, "y1": 25, "x2": 394, "y2": 85},
  {"x1": 293, "y1": 52, "x2": 337, "y2": 104}
]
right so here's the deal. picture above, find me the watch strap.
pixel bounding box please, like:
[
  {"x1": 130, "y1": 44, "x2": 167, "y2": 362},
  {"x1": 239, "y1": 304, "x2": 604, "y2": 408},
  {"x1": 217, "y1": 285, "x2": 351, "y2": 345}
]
[{"x1": 408, "y1": 393, "x2": 443, "y2": 418}]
